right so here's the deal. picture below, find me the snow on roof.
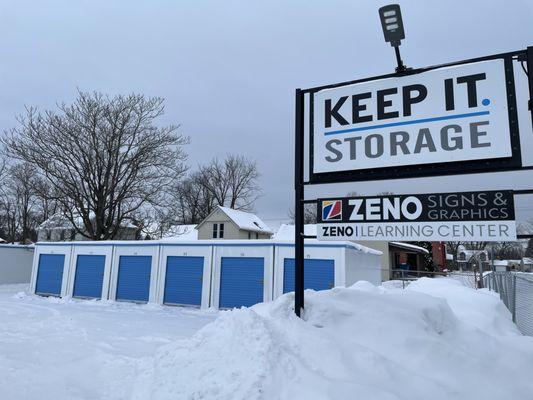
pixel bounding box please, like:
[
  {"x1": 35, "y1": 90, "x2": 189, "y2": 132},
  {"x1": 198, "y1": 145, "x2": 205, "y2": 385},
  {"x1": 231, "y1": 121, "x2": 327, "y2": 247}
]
[
  {"x1": 161, "y1": 225, "x2": 199, "y2": 241},
  {"x1": 272, "y1": 223, "x2": 317, "y2": 240},
  {"x1": 493, "y1": 260, "x2": 508, "y2": 266},
  {"x1": 271, "y1": 224, "x2": 382, "y2": 255},
  {"x1": 446, "y1": 253, "x2": 454, "y2": 260},
  {"x1": 390, "y1": 242, "x2": 429, "y2": 254},
  {"x1": 216, "y1": 206, "x2": 273, "y2": 234}
]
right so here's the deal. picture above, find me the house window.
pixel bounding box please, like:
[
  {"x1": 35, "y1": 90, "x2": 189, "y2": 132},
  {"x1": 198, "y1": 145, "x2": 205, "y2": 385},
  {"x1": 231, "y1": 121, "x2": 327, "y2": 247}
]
[
  {"x1": 255, "y1": 232, "x2": 259, "y2": 239},
  {"x1": 212, "y1": 223, "x2": 225, "y2": 239}
]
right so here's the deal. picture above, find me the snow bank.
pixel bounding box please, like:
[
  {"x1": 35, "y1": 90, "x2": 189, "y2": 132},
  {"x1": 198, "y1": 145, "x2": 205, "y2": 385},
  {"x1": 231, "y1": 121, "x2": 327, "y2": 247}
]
[{"x1": 141, "y1": 278, "x2": 533, "y2": 400}]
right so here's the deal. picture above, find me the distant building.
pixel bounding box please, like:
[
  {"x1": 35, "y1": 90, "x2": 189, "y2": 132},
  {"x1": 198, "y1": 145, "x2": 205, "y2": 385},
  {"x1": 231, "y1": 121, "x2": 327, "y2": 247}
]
[
  {"x1": 195, "y1": 206, "x2": 273, "y2": 240},
  {"x1": 37, "y1": 213, "x2": 137, "y2": 242},
  {"x1": 493, "y1": 258, "x2": 533, "y2": 272},
  {"x1": 455, "y1": 245, "x2": 489, "y2": 271},
  {"x1": 492, "y1": 260, "x2": 509, "y2": 272}
]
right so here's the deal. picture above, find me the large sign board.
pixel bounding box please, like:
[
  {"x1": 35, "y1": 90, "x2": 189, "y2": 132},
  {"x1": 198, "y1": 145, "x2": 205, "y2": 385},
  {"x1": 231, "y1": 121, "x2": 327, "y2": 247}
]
[
  {"x1": 308, "y1": 55, "x2": 521, "y2": 183},
  {"x1": 317, "y1": 190, "x2": 516, "y2": 242}
]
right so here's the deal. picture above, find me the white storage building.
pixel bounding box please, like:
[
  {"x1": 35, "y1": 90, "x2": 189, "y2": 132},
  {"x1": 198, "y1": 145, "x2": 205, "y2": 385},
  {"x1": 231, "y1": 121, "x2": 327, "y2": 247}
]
[
  {"x1": 0, "y1": 244, "x2": 35, "y2": 284},
  {"x1": 30, "y1": 238, "x2": 382, "y2": 309}
]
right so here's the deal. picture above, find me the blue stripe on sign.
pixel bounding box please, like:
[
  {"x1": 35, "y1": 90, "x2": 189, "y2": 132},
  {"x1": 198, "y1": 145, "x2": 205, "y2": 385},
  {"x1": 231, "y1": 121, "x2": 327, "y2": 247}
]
[
  {"x1": 219, "y1": 257, "x2": 264, "y2": 308},
  {"x1": 164, "y1": 256, "x2": 204, "y2": 306},
  {"x1": 324, "y1": 110, "x2": 490, "y2": 136},
  {"x1": 116, "y1": 255, "x2": 152, "y2": 302},
  {"x1": 35, "y1": 254, "x2": 65, "y2": 296},
  {"x1": 283, "y1": 258, "x2": 335, "y2": 294},
  {"x1": 73, "y1": 255, "x2": 106, "y2": 299}
]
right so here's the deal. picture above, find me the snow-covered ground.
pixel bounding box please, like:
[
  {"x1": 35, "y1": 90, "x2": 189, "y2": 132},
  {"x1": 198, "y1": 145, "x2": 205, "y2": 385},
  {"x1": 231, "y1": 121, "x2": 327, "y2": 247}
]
[
  {"x1": 0, "y1": 285, "x2": 217, "y2": 399},
  {"x1": 1, "y1": 279, "x2": 533, "y2": 400}
]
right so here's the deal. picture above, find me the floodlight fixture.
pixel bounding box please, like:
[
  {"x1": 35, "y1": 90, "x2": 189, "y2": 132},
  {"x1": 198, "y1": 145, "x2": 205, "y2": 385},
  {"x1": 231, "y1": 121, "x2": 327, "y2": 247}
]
[{"x1": 379, "y1": 4, "x2": 408, "y2": 73}]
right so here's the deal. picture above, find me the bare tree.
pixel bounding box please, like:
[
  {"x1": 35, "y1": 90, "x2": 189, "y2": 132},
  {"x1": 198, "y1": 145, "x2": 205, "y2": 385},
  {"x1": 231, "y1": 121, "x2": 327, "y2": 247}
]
[
  {"x1": 33, "y1": 177, "x2": 61, "y2": 222},
  {"x1": 493, "y1": 242, "x2": 524, "y2": 260},
  {"x1": 0, "y1": 196, "x2": 18, "y2": 243},
  {"x1": 288, "y1": 204, "x2": 317, "y2": 224},
  {"x1": 7, "y1": 163, "x2": 39, "y2": 242},
  {"x1": 197, "y1": 155, "x2": 260, "y2": 211},
  {"x1": 525, "y1": 238, "x2": 533, "y2": 258},
  {"x1": 3, "y1": 91, "x2": 188, "y2": 240},
  {"x1": 445, "y1": 241, "x2": 463, "y2": 270},
  {"x1": 172, "y1": 171, "x2": 216, "y2": 224}
]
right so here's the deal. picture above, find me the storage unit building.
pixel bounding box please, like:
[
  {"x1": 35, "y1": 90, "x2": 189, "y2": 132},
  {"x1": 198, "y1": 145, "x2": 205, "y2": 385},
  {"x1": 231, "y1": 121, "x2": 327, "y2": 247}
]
[
  {"x1": 156, "y1": 243, "x2": 213, "y2": 308},
  {"x1": 68, "y1": 244, "x2": 114, "y2": 299},
  {"x1": 210, "y1": 242, "x2": 274, "y2": 309},
  {"x1": 30, "y1": 238, "x2": 381, "y2": 309},
  {"x1": 273, "y1": 241, "x2": 382, "y2": 299},
  {"x1": 0, "y1": 244, "x2": 34, "y2": 284},
  {"x1": 282, "y1": 258, "x2": 335, "y2": 293},
  {"x1": 109, "y1": 244, "x2": 160, "y2": 303},
  {"x1": 30, "y1": 244, "x2": 73, "y2": 297}
]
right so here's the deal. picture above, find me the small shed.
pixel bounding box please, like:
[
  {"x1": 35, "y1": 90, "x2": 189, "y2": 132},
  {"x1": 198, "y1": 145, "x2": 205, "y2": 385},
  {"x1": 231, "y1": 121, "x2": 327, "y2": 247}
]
[{"x1": 492, "y1": 260, "x2": 508, "y2": 272}]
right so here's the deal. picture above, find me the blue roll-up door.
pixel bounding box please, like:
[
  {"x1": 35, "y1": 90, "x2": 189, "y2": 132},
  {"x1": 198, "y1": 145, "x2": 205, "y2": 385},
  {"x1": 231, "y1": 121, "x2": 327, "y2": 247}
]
[
  {"x1": 73, "y1": 255, "x2": 106, "y2": 299},
  {"x1": 35, "y1": 254, "x2": 65, "y2": 296},
  {"x1": 164, "y1": 256, "x2": 204, "y2": 306},
  {"x1": 219, "y1": 257, "x2": 264, "y2": 308},
  {"x1": 116, "y1": 255, "x2": 152, "y2": 302},
  {"x1": 283, "y1": 258, "x2": 335, "y2": 293}
]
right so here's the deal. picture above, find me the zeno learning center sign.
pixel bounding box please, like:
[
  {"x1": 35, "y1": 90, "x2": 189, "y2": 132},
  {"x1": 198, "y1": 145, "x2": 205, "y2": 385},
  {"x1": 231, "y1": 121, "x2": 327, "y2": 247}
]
[{"x1": 317, "y1": 190, "x2": 516, "y2": 242}]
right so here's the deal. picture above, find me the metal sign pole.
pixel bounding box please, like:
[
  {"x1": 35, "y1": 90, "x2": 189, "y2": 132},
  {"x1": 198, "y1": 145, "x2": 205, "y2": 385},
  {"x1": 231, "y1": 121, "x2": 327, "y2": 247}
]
[
  {"x1": 294, "y1": 88, "x2": 305, "y2": 317},
  {"x1": 526, "y1": 46, "x2": 533, "y2": 128}
]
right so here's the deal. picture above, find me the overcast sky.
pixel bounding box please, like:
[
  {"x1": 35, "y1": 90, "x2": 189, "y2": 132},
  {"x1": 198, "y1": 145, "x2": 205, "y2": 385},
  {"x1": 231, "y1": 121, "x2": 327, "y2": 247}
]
[{"x1": 1, "y1": 0, "x2": 532, "y2": 224}]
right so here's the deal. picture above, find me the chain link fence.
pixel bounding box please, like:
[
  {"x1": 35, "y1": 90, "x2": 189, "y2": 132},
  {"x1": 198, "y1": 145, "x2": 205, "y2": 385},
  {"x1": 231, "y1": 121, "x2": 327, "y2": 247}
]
[{"x1": 484, "y1": 272, "x2": 533, "y2": 336}]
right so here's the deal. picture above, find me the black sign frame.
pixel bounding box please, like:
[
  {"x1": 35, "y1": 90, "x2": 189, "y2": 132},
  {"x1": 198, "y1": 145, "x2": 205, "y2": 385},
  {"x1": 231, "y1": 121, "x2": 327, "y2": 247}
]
[
  {"x1": 305, "y1": 51, "x2": 524, "y2": 185},
  {"x1": 293, "y1": 47, "x2": 533, "y2": 317}
]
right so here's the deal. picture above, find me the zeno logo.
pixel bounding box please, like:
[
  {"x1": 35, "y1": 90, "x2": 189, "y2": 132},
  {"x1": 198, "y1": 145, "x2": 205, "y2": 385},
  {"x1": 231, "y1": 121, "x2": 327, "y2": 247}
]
[
  {"x1": 322, "y1": 200, "x2": 342, "y2": 221},
  {"x1": 349, "y1": 196, "x2": 423, "y2": 221}
]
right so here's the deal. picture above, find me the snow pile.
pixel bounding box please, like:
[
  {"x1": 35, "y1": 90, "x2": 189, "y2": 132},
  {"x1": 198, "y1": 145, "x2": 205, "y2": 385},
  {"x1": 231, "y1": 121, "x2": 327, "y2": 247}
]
[{"x1": 142, "y1": 278, "x2": 533, "y2": 400}]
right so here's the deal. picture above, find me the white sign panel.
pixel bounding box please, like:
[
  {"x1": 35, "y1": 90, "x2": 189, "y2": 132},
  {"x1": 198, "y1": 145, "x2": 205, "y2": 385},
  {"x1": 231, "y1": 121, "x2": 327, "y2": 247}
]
[
  {"x1": 313, "y1": 59, "x2": 512, "y2": 174},
  {"x1": 318, "y1": 221, "x2": 517, "y2": 242}
]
